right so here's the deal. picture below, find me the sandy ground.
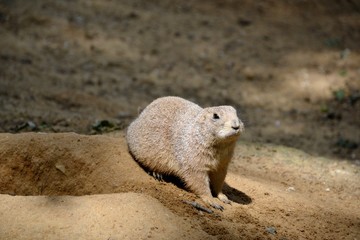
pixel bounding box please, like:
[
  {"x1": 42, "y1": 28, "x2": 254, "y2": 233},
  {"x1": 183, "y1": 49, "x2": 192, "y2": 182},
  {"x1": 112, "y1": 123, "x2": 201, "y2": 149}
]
[
  {"x1": 0, "y1": 132, "x2": 359, "y2": 240},
  {"x1": 0, "y1": 0, "x2": 360, "y2": 239},
  {"x1": 0, "y1": 0, "x2": 359, "y2": 159},
  {"x1": 1, "y1": 193, "x2": 211, "y2": 240}
]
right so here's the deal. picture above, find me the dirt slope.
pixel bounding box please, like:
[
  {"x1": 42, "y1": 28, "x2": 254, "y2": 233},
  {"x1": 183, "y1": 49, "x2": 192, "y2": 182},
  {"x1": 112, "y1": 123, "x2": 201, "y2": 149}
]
[
  {"x1": 0, "y1": 132, "x2": 359, "y2": 239},
  {"x1": 0, "y1": 193, "x2": 211, "y2": 240}
]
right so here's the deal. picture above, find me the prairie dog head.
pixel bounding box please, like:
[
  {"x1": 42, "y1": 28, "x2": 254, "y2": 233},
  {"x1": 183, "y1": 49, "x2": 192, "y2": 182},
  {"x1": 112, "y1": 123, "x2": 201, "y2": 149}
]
[{"x1": 201, "y1": 106, "x2": 244, "y2": 142}]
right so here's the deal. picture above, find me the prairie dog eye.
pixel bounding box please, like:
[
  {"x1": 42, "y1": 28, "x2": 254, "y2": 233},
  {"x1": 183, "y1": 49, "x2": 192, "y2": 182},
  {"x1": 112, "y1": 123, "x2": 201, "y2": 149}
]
[{"x1": 213, "y1": 113, "x2": 220, "y2": 120}]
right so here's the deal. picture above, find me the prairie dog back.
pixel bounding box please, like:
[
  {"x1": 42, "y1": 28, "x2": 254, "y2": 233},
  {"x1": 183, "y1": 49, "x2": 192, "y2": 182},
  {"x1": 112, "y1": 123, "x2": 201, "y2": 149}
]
[{"x1": 126, "y1": 97, "x2": 201, "y2": 173}]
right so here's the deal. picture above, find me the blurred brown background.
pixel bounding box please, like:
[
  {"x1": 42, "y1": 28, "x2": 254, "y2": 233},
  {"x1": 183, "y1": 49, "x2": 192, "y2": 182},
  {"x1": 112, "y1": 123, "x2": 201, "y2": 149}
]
[{"x1": 0, "y1": 0, "x2": 359, "y2": 160}]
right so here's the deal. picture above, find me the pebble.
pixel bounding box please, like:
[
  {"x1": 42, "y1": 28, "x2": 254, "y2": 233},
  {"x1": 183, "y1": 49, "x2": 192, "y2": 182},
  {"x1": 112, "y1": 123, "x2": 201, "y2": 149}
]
[
  {"x1": 286, "y1": 187, "x2": 296, "y2": 192},
  {"x1": 266, "y1": 226, "x2": 277, "y2": 235}
]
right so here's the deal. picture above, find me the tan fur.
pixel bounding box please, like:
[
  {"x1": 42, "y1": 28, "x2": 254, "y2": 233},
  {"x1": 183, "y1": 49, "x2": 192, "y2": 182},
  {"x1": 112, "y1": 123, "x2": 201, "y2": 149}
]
[{"x1": 126, "y1": 96, "x2": 244, "y2": 209}]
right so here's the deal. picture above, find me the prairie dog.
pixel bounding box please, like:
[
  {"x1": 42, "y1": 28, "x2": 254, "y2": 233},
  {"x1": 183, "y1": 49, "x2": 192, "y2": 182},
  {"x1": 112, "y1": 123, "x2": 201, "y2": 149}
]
[{"x1": 126, "y1": 96, "x2": 244, "y2": 209}]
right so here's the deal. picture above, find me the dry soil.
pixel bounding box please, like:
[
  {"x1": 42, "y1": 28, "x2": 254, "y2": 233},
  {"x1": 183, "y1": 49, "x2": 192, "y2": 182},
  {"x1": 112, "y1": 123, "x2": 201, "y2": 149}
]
[
  {"x1": 0, "y1": 0, "x2": 360, "y2": 239},
  {"x1": 0, "y1": 132, "x2": 359, "y2": 240}
]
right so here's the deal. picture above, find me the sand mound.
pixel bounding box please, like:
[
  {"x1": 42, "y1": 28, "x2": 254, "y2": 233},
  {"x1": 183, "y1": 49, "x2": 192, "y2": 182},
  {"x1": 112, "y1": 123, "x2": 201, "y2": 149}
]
[
  {"x1": 0, "y1": 193, "x2": 209, "y2": 240},
  {"x1": 0, "y1": 132, "x2": 149, "y2": 196},
  {"x1": 0, "y1": 132, "x2": 359, "y2": 239}
]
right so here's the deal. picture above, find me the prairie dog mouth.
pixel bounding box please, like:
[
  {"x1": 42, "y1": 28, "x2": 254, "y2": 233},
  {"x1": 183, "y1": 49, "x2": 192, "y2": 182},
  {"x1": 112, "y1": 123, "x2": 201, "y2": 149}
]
[
  {"x1": 232, "y1": 126, "x2": 240, "y2": 131},
  {"x1": 218, "y1": 127, "x2": 241, "y2": 140}
]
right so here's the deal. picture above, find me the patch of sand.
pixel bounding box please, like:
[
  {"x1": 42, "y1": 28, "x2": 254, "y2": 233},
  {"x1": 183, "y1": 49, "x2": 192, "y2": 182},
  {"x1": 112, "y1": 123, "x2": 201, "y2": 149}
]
[{"x1": 0, "y1": 133, "x2": 359, "y2": 239}]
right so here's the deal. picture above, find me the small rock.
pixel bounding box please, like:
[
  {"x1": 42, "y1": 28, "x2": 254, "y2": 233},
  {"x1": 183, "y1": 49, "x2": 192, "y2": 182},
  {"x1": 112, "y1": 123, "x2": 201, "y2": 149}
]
[
  {"x1": 15, "y1": 121, "x2": 37, "y2": 132},
  {"x1": 55, "y1": 163, "x2": 66, "y2": 175},
  {"x1": 265, "y1": 226, "x2": 277, "y2": 235},
  {"x1": 325, "y1": 188, "x2": 330, "y2": 192},
  {"x1": 286, "y1": 187, "x2": 295, "y2": 192},
  {"x1": 27, "y1": 121, "x2": 37, "y2": 130}
]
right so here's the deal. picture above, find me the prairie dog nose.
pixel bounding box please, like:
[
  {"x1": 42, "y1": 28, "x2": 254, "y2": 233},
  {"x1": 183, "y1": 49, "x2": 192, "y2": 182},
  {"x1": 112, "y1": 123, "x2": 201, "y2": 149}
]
[
  {"x1": 232, "y1": 120, "x2": 244, "y2": 132},
  {"x1": 231, "y1": 119, "x2": 240, "y2": 130}
]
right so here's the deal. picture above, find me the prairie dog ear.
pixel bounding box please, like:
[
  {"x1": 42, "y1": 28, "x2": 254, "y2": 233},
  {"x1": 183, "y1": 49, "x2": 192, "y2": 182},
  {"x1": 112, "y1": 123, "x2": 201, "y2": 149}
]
[
  {"x1": 203, "y1": 108, "x2": 222, "y2": 122},
  {"x1": 199, "y1": 110, "x2": 213, "y2": 124}
]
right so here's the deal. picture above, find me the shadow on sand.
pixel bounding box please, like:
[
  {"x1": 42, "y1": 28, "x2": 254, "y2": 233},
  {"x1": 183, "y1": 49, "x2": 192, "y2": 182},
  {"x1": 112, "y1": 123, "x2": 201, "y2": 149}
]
[{"x1": 223, "y1": 182, "x2": 252, "y2": 205}]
